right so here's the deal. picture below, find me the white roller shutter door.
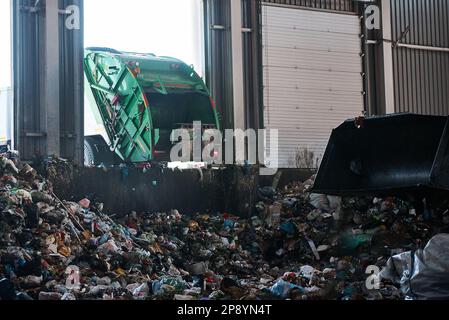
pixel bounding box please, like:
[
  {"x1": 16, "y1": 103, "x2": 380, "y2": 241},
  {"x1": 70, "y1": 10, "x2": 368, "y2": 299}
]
[{"x1": 262, "y1": 5, "x2": 364, "y2": 168}]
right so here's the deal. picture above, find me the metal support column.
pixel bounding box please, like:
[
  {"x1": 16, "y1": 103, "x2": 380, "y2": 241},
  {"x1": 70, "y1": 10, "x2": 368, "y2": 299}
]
[
  {"x1": 230, "y1": 0, "x2": 246, "y2": 131},
  {"x1": 13, "y1": 0, "x2": 84, "y2": 163},
  {"x1": 204, "y1": 0, "x2": 234, "y2": 130},
  {"x1": 381, "y1": 0, "x2": 395, "y2": 114},
  {"x1": 242, "y1": 0, "x2": 262, "y2": 130},
  {"x1": 44, "y1": 0, "x2": 61, "y2": 156}
]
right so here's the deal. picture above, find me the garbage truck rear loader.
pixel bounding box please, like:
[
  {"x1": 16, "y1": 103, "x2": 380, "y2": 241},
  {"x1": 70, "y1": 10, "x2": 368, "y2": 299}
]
[{"x1": 83, "y1": 48, "x2": 221, "y2": 166}]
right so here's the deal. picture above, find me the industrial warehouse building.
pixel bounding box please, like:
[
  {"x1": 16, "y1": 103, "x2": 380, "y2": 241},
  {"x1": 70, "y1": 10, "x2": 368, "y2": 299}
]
[
  {"x1": 2, "y1": 0, "x2": 449, "y2": 305},
  {"x1": 3, "y1": 0, "x2": 449, "y2": 168},
  {"x1": 5, "y1": 0, "x2": 449, "y2": 169}
]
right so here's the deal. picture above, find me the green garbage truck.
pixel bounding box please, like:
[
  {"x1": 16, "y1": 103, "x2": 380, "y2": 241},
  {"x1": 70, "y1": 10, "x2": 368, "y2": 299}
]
[{"x1": 83, "y1": 47, "x2": 220, "y2": 166}]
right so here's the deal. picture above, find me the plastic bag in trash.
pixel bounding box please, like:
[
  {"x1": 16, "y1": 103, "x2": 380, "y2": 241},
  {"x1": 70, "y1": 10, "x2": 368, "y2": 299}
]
[
  {"x1": 131, "y1": 282, "x2": 150, "y2": 298},
  {"x1": 380, "y1": 234, "x2": 449, "y2": 300},
  {"x1": 309, "y1": 194, "x2": 342, "y2": 216},
  {"x1": 309, "y1": 194, "x2": 330, "y2": 211},
  {"x1": 0, "y1": 156, "x2": 19, "y2": 174},
  {"x1": 152, "y1": 277, "x2": 188, "y2": 296},
  {"x1": 269, "y1": 279, "x2": 304, "y2": 299}
]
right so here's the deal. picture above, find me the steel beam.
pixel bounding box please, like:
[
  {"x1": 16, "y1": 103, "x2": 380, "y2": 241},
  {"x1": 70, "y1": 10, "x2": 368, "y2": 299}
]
[
  {"x1": 14, "y1": 0, "x2": 84, "y2": 163},
  {"x1": 396, "y1": 42, "x2": 449, "y2": 53},
  {"x1": 381, "y1": 0, "x2": 395, "y2": 114},
  {"x1": 44, "y1": 0, "x2": 61, "y2": 156},
  {"x1": 230, "y1": 0, "x2": 246, "y2": 131},
  {"x1": 71, "y1": 0, "x2": 85, "y2": 165}
]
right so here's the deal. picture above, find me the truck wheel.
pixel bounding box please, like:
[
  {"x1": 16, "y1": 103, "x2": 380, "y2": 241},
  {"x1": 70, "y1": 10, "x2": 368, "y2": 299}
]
[
  {"x1": 84, "y1": 135, "x2": 118, "y2": 167},
  {"x1": 84, "y1": 138, "x2": 97, "y2": 166}
]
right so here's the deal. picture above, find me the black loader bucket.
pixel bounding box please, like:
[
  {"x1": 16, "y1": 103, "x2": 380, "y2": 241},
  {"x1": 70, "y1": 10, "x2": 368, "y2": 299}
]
[{"x1": 312, "y1": 114, "x2": 449, "y2": 196}]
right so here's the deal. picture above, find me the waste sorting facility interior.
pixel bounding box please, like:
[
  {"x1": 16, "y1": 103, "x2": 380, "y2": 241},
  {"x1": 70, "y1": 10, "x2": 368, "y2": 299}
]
[{"x1": 8, "y1": 0, "x2": 449, "y2": 168}]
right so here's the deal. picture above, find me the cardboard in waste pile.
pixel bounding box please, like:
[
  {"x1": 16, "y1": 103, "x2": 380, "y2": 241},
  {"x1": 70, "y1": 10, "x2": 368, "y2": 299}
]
[{"x1": 1, "y1": 154, "x2": 449, "y2": 300}]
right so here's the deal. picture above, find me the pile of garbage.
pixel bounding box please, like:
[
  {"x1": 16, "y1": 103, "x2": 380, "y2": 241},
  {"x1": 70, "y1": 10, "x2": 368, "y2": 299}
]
[{"x1": 2, "y1": 154, "x2": 449, "y2": 300}]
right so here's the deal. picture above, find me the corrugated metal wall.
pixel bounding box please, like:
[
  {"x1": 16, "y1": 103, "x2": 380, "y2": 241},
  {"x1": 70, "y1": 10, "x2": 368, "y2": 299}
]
[
  {"x1": 390, "y1": 0, "x2": 449, "y2": 115},
  {"x1": 262, "y1": 0, "x2": 354, "y2": 12},
  {"x1": 204, "y1": 0, "x2": 234, "y2": 130},
  {"x1": 242, "y1": 0, "x2": 263, "y2": 130},
  {"x1": 13, "y1": 0, "x2": 46, "y2": 160},
  {"x1": 59, "y1": 0, "x2": 84, "y2": 162},
  {"x1": 13, "y1": 0, "x2": 84, "y2": 163},
  {"x1": 204, "y1": 0, "x2": 263, "y2": 131},
  {"x1": 203, "y1": 0, "x2": 358, "y2": 133}
]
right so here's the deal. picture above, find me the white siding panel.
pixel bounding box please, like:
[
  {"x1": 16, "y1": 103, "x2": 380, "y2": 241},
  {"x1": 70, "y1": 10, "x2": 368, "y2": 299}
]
[
  {"x1": 262, "y1": 29, "x2": 361, "y2": 53},
  {"x1": 264, "y1": 69, "x2": 362, "y2": 92},
  {"x1": 263, "y1": 6, "x2": 360, "y2": 34},
  {"x1": 262, "y1": 5, "x2": 364, "y2": 168},
  {"x1": 264, "y1": 48, "x2": 361, "y2": 73}
]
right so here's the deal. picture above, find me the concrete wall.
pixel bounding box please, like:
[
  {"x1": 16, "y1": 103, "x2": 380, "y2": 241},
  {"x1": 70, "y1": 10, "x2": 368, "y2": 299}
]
[{"x1": 50, "y1": 165, "x2": 258, "y2": 217}]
